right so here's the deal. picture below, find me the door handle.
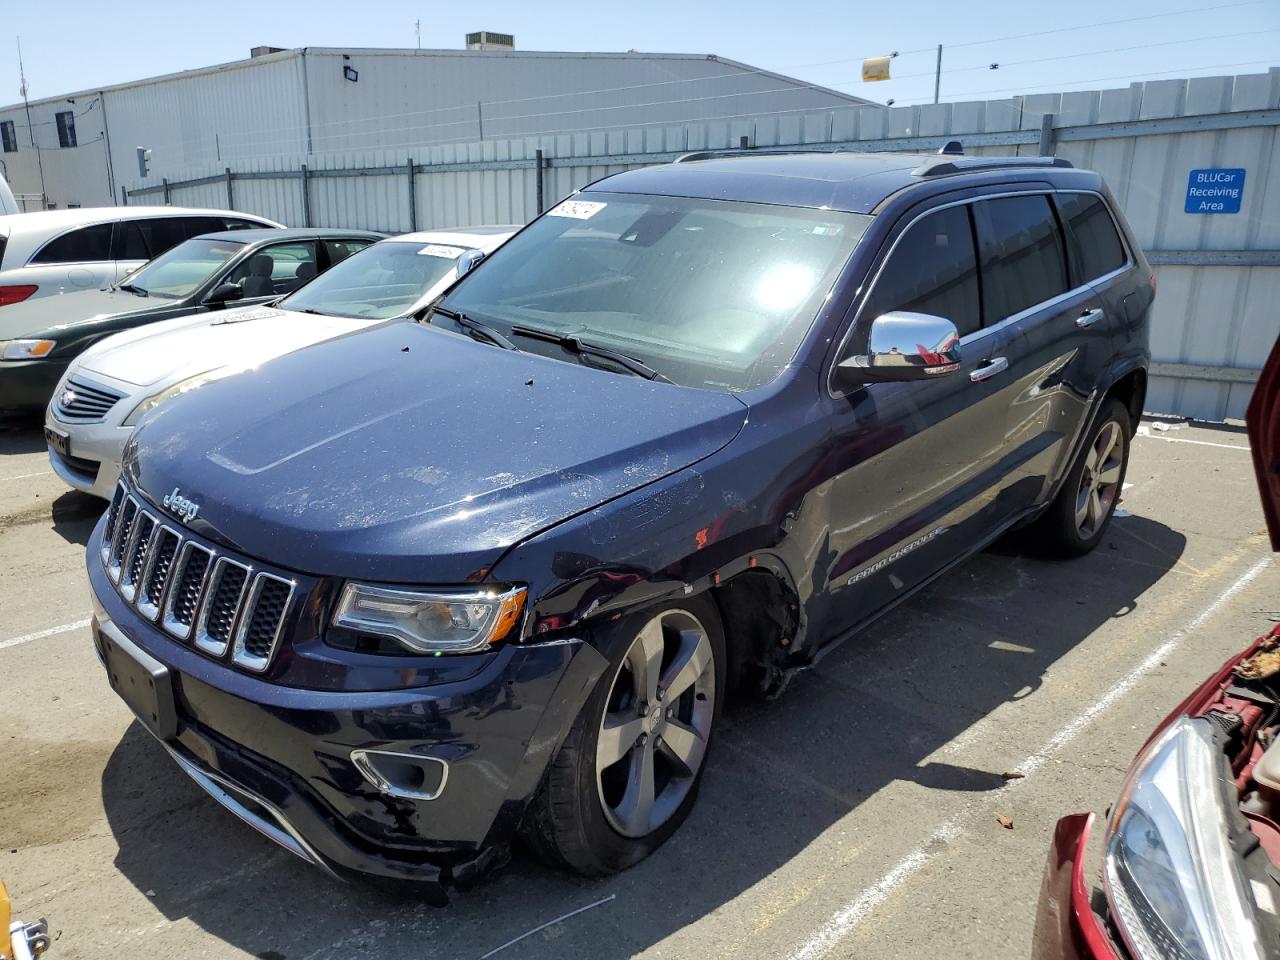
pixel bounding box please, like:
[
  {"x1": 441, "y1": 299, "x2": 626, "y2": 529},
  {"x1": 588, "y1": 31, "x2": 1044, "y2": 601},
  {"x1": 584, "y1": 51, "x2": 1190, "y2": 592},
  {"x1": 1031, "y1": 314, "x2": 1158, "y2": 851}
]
[
  {"x1": 969, "y1": 356, "x2": 1009, "y2": 382},
  {"x1": 1077, "y1": 307, "x2": 1105, "y2": 329}
]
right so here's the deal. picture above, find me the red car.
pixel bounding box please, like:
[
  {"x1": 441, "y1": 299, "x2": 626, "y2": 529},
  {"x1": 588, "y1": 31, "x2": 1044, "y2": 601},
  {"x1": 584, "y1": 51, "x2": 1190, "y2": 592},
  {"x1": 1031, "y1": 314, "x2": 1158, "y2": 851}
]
[{"x1": 1032, "y1": 336, "x2": 1280, "y2": 959}]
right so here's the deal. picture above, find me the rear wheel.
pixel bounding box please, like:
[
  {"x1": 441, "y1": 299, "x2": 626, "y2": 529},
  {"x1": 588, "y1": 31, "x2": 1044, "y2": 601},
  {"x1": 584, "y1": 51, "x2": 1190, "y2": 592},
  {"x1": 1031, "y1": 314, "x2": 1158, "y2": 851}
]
[
  {"x1": 1034, "y1": 397, "x2": 1131, "y2": 557},
  {"x1": 527, "y1": 596, "x2": 724, "y2": 875}
]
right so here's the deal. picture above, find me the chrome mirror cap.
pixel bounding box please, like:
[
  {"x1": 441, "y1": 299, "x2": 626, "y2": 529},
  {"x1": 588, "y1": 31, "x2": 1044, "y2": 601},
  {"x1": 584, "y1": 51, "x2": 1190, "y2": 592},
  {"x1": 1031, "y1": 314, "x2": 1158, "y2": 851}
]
[{"x1": 837, "y1": 311, "x2": 961, "y2": 385}]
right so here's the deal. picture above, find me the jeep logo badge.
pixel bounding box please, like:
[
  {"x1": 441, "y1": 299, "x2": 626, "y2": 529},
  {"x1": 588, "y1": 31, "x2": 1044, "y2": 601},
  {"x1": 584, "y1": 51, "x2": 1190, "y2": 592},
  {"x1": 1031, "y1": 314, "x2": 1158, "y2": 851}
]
[{"x1": 163, "y1": 487, "x2": 200, "y2": 523}]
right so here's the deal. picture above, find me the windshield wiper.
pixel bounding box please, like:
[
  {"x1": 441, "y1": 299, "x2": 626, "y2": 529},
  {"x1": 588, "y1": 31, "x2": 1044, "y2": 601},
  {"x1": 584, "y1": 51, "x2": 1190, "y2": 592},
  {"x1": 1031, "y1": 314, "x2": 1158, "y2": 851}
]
[
  {"x1": 116, "y1": 283, "x2": 149, "y2": 297},
  {"x1": 431, "y1": 306, "x2": 519, "y2": 351},
  {"x1": 510, "y1": 325, "x2": 670, "y2": 382}
]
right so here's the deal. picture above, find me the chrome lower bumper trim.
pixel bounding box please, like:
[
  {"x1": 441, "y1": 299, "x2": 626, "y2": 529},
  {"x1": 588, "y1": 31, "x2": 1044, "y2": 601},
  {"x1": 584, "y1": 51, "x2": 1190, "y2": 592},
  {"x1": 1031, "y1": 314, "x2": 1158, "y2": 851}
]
[{"x1": 162, "y1": 744, "x2": 343, "y2": 882}]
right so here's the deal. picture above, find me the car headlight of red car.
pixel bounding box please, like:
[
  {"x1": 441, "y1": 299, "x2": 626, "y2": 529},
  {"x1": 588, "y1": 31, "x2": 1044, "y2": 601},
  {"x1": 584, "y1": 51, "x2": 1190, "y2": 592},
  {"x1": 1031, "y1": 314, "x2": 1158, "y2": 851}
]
[{"x1": 1104, "y1": 716, "x2": 1266, "y2": 960}]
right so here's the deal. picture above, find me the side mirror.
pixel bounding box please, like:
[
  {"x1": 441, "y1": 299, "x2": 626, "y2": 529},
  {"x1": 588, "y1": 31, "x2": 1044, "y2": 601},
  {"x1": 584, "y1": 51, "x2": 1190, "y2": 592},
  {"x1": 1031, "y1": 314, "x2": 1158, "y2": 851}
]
[
  {"x1": 205, "y1": 282, "x2": 244, "y2": 305},
  {"x1": 455, "y1": 248, "x2": 486, "y2": 277},
  {"x1": 835, "y1": 311, "x2": 961, "y2": 387}
]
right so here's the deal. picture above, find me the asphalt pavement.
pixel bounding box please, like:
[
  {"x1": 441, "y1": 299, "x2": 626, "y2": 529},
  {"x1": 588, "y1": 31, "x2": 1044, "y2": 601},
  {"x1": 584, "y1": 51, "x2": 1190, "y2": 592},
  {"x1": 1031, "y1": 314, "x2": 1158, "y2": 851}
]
[{"x1": 1, "y1": 417, "x2": 1274, "y2": 960}]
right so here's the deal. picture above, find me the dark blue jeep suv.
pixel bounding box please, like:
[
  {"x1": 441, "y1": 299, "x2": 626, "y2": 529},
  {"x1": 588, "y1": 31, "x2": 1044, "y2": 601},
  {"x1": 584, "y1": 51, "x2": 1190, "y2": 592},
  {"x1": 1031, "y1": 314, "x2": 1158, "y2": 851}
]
[{"x1": 87, "y1": 149, "x2": 1152, "y2": 893}]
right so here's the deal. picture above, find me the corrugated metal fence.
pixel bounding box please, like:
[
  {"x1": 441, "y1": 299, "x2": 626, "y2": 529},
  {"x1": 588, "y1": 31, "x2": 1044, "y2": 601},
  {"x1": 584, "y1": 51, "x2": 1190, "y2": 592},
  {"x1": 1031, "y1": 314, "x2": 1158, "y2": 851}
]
[{"x1": 124, "y1": 69, "x2": 1280, "y2": 421}]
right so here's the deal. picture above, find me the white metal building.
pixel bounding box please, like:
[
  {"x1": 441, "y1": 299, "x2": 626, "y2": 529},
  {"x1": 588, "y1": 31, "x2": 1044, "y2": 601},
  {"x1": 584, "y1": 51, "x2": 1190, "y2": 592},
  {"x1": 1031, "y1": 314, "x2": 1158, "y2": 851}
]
[{"x1": 0, "y1": 42, "x2": 872, "y2": 210}]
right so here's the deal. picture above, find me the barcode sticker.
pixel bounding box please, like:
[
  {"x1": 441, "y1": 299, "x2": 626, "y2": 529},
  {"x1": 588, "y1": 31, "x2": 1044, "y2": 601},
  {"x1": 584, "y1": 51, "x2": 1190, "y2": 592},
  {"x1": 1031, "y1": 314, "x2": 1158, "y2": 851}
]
[{"x1": 548, "y1": 200, "x2": 607, "y2": 220}]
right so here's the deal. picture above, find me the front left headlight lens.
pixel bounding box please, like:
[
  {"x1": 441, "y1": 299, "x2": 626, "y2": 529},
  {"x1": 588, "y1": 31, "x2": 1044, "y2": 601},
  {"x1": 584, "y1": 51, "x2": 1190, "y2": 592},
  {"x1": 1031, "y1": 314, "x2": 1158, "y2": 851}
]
[
  {"x1": 333, "y1": 583, "x2": 526, "y2": 654},
  {"x1": 1, "y1": 339, "x2": 56, "y2": 360},
  {"x1": 123, "y1": 368, "x2": 237, "y2": 425},
  {"x1": 1104, "y1": 716, "x2": 1267, "y2": 960}
]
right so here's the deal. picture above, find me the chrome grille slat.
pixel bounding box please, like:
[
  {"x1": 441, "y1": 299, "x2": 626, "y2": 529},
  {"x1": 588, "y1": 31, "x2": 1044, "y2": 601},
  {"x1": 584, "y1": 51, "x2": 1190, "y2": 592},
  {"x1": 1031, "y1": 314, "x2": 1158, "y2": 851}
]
[
  {"x1": 55, "y1": 377, "x2": 124, "y2": 423},
  {"x1": 195, "y1": 558, "x2": 251, "y2": 657},
  {"x1": 119, "y1": 511, "x2": 156, "y2": 603},
  {"x1": 107, "y1": 496, "x2": 139, "y2": 582},
  {"x1": 161, "y1": 541, "x2": 213, "y2": 640},
  {"x1": 103, "y1": 481, "x2": 296, "y2": 672},
  {"x1": 233, "y1": 574, "x2": 294, "y2": 672},
  {"x1": 100, "y1": 483, "x2": 125, "y2": 566},
  {"x1": 137, "y1": 525, "x2": 181, "y2": 621}
]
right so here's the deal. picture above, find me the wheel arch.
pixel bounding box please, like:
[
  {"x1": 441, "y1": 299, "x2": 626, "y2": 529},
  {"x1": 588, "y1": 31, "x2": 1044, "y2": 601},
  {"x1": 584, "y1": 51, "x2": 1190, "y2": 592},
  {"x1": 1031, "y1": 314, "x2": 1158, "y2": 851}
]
[{"x1": 1104, "y1": 364, "x2": 1147, "y2": 435}]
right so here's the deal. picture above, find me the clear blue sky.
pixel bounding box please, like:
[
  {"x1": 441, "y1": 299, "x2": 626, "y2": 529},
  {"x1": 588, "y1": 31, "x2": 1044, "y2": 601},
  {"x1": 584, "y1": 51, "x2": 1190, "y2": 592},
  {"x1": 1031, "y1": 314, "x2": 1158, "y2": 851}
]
[{"x1": 8, "y1": 0, "x2": 1279, "y2": 110}]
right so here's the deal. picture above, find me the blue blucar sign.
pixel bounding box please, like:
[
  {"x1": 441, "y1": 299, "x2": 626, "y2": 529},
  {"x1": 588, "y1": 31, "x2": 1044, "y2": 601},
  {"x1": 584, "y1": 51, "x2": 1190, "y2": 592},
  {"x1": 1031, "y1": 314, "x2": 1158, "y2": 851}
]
[{"x1": 1185, "y1": 168, "x2": 1246, "y2": 214}]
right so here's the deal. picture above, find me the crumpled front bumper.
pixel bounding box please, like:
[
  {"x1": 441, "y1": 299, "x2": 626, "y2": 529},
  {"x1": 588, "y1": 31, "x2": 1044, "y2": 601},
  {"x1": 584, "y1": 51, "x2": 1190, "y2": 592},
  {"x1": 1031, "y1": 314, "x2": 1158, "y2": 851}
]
[
  {"x1": 1032, "y1": 812, "x2": 1123, "y2": 960},
  {"x1": 88, "y1": 537, "x2": 609, "y2": 891}
]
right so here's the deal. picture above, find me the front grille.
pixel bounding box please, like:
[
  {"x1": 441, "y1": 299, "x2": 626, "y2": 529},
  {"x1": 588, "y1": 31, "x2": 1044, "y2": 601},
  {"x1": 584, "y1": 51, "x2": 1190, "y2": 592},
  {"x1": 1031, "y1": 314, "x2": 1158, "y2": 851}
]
[
  {"x1": 137, "y1": 526, "x2": 180, "y2": 620},
  {"x1": 120, "y1": 511, "x2": 157, "y2": 602},
  {"x1": 195, "y1": 559, "x2": 249, "y2": 657},
  {"x1": 235, "y1": 575, "x2": 293, "y2": 669},
  {"x1": 101, "y1": 481, "x2": 295, "y2": 673},
  {"x1": 55, "y1": 377, "x2": 124, "y2": 423},
  {"x1": 107, "y1": 496, "x2": 139, "y2": 579}
]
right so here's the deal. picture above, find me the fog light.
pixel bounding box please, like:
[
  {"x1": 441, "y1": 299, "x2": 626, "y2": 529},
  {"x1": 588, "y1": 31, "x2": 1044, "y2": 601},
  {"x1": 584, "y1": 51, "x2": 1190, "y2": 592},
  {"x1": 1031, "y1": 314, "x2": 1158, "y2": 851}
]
[{"x1": 351, "y1": 748, "x2": 448, "y2": 801}]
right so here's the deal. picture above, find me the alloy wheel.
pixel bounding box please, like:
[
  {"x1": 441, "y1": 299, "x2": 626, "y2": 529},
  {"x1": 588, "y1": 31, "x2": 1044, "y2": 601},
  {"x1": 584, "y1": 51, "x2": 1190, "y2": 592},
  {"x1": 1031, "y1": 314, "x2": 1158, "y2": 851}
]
[
  {"x1": 1075, "y1": 419, "x2": 1126, "y2": 540},
  {"x1": 595, "y1": 608, "x2": 717, "y2": 839}
]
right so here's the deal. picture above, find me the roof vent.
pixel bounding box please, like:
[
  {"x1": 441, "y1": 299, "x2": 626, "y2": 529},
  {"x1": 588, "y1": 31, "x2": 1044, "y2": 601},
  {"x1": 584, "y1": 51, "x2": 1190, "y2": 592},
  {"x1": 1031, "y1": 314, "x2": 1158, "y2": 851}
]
[
  {"x1": 250, "y1": 46, "x2": 285, "y2": 59},
  {"x1": 465, "y1": 31, "x2": 515, "y2": 51},
  {"x1": 938, "y1": 140, "x2": 964, "y2": 156}
]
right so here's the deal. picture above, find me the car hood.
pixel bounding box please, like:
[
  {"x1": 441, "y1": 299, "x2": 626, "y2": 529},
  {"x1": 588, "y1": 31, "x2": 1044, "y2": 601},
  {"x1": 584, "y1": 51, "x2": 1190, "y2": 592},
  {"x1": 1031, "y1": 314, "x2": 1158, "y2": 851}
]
[
  {"x1": 0, "y1": 287, "x2": 156, "y2": 340},
  {"x1": 128, "y1": 322, "x2": 749, "y2": 582},
  {"x1": 1248, "y1": 335, "x2": 1280, "y2": 551},
  {"x1": 78, "y1": 305, "x2": 380, "y2": 388}
]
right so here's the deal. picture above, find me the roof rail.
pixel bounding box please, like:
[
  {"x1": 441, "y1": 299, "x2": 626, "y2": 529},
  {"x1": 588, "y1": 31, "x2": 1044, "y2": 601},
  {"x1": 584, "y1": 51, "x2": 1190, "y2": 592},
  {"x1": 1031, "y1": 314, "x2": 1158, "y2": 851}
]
[
  {"x1": 912, "y1": 155, "x2": 1074, "y2": 177},
  {"x1": 673, "y1": 147, "x2": 838, "y2": 163}
]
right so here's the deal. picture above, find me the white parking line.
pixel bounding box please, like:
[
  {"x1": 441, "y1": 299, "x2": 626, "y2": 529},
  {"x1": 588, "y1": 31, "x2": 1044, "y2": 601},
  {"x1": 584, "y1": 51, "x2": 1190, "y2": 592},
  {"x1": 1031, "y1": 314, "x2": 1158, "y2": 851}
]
[
  {"x1": 0, "y1": 617, "x2": 91, "y2": 652},
  {"x1": 785, "y1": 554, "x2": 1272, "y2": 960},
  {"x1": 1134, "y1": 433, "x2": 1250, "y2": 451},
  {"x1": 0, "y1": 470, "x2": 52, "y2": 483}
]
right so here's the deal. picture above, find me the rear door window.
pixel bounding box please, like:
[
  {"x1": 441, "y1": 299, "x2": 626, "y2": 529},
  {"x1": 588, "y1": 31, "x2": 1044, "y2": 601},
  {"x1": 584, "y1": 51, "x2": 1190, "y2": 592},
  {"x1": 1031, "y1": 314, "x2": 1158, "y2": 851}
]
[
  {"x1": 111, "y1": 219, "x2": 155, "y2": 261},
  {"x1": 31, "y1": 222, "x2": 113, "y2": 264},
  {"x1": 1054, "y1": 192, "x2": 1127, "y2": 285},
  {"x1": 323, "y1": 238, "x2": 374, "y2": 267},
  {"x1": 225, "y1": 241, "x2": 319, "y2": 296},
  {"x1": 862, "y1": 204, "x2": 982, "y2": 338},
  {"x1": 972, "y1": 195, "x2": 1069, "y2": 325}
]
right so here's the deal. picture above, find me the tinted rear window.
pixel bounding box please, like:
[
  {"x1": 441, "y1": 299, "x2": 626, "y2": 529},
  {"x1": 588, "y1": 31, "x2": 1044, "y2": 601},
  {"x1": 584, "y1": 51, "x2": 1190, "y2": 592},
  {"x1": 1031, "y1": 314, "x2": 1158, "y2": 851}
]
[
  {"x1": 862, "y1": 204, "x2": 981, "y2": 338},
  {"x1": 31, "y1": 222, "x2": 112, "y2": 264},
  {"x1": 973, "y1": 195, "x2": 1069, "y2": 324},
  {"x1": 1055, "y1": 192, "x2": 1127, "y2": 284}
]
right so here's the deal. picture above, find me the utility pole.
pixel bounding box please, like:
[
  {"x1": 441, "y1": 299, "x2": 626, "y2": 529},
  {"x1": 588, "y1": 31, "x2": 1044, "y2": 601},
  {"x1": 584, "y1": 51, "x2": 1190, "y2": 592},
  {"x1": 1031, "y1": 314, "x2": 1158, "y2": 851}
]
[
  {"x1": 415, "y1": 19, "x2": 421, "y2": 49},
  {"x1": 17, "y1": 37, "x2": 48, "y2": 208},
  {"x1": 933, "y1": 44, "x2": 943, "y2": 104}
]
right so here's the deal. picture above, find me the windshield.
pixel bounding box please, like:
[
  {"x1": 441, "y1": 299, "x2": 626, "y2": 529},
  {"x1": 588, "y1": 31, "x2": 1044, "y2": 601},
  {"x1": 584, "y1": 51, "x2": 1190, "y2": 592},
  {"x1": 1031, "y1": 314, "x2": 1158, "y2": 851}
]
[
  {"x1": 119, "y1": 237, "x2": 244, "y2": 299},
  {"x1": 438, "y1": 193, "x2": 871, "y2": 391},
  {"x1": 279, "y1": 239, "x2": 466, "y2": 319}
]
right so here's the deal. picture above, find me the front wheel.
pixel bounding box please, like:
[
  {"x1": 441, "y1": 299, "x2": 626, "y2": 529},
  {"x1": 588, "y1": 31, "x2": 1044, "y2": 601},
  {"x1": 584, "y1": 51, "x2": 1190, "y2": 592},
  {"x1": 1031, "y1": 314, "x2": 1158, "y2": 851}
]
[
  {"x1": 1033, "y1": 397, "x2": 1131, "y2": 557},
  {"x1": 527, "y1": 595, "x2": 725, "y2": 875}
]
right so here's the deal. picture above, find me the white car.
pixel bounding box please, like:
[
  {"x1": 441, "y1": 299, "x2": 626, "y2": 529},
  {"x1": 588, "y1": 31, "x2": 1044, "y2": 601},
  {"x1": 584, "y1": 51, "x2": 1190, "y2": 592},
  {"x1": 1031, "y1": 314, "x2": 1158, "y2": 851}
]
[
  {"x1": 46, "y1": 226, "x2": 518, "y2": 498},
  {"x1": 0, "y1": 172, "x2": 17, "y2": 215},
  {"x1": 0, "y1": 206, "x2": 280, "y2": 308}
]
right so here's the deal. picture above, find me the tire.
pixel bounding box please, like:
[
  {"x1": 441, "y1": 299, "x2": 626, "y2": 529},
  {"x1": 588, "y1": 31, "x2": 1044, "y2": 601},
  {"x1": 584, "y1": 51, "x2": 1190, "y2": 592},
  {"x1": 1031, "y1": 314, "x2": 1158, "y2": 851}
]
[
  {"x1": 1032, "y1": 397, "x2": 1131, "y2": 558},
  {"x1": 526, "y1": 594, "x2": 726, "y2": 876}
]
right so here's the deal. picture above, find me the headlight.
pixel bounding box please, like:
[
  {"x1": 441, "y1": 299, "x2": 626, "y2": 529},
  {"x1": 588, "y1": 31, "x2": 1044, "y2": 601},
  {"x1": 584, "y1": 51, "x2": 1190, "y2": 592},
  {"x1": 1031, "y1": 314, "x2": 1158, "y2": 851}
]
[
  {"x1": 332, "y1": 583, "x2": 526, "y2": 654},
  {"x1": 1, "y1": 339, "x2": 56, "y2": 360},
  {"x1": 1104, "y1": 716, "x2": 1266, "y2": 960},
  {"x1": 123, "y1": 368, "x2": 237, "y2": 425}
]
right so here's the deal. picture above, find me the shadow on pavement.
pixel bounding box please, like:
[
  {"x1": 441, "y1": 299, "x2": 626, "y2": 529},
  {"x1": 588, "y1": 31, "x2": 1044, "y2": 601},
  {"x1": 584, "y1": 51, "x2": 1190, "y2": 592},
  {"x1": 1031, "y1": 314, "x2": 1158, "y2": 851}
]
[
  {"x1": 50, "y1": 490, "x2": 105, "y2": 546},
  {"x1": 99, "y1": 514, "x2": 1185, "y2": 960}
]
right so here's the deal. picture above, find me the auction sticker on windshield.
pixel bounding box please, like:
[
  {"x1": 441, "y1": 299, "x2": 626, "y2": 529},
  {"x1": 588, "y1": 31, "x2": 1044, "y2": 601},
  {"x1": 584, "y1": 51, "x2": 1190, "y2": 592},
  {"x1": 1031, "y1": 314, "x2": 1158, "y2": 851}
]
[
  {"x1": 417, "y1": 244, "x2": 464, "y2": 258},
  {"x1": 548, "y1": 200, "x2": 606, "y2": 220}
]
